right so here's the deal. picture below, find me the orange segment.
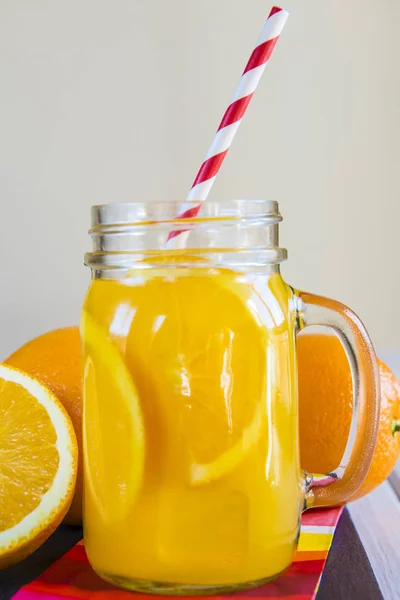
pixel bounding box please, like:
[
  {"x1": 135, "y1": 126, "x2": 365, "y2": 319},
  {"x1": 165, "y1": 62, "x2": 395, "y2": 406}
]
[
  {"x1": 124, "y1": 270, "x2": 268, "y2": 484},
  {"x1": 190, "y1": 406, "x2": 264, "y2": 485},
  {"x1": 81, "y1": 312, "x2": 145, "y2": 523},
  {"x1": 0, "y1": 364, "x2": 77, "y2": 569}
]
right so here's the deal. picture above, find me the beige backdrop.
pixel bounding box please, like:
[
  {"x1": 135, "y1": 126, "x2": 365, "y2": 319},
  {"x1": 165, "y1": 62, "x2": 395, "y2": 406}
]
[{"x1": 0, "y1": 0, "x2": 399, "y2": 357}]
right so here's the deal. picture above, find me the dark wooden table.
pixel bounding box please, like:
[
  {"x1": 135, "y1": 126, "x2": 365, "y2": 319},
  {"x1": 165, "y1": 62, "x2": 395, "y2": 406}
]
[{"x1": 0, "y1": 509, "x2": 384, "y2": 600}]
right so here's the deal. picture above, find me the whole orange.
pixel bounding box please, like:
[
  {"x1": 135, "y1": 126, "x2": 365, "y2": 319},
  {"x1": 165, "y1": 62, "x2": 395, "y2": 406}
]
[
  {"x1": 298, "y1": 333, "x2": 400, "y2": 501},
  {"x1": 6, "y1": 327, "x2": 82, "y2": 524}
]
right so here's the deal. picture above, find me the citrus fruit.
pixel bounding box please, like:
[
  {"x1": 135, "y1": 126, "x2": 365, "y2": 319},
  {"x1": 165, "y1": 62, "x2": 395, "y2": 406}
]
[
  {"x1": 122, "y1": 272, "x2": 268, "y2": 485},
  {"x1": 298, "y1": 333, "x2": 400, "y2": 500},
  {"x1": 5, "y1": 327, "x2": 82, "y2": 524},
  {"x1": 81, "y1": 311, "x2": 145, "y2": 522},
  {"x1": 190, "y1": 407, "x2": 263, "y2": 485},
  {"x1": 0, "y1": 364, "x2": 77, "y2": 569}
]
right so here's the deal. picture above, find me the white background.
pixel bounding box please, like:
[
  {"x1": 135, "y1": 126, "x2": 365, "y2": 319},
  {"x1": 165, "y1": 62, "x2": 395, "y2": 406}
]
[{"x1": 0, "y1": 0, "x2": 399, "y2": 357}]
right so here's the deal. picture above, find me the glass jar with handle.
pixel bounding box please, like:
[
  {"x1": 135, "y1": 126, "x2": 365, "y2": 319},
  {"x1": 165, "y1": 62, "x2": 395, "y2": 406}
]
[{"x1": 81, "y1": 199, "x2": 380, "y2": 595}]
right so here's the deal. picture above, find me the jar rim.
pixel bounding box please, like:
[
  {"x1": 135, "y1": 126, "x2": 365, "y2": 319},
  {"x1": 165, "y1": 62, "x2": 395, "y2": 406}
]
[
  {"x1": 90, "y1": 199, "x2": 281, "y2": 231},
  {"x1": 86, "y1": 199, "x2": 287, "y2": 271}
]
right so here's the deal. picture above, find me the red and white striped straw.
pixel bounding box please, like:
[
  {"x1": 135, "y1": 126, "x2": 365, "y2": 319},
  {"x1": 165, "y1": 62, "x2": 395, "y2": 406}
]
[{"x1": 168, "y1": 6, "x2": 289, "y2": 245}]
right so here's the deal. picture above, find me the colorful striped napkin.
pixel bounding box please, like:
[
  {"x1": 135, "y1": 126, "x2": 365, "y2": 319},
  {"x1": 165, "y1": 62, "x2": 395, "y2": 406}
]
[{"x1": 12, "y1": 508, "x2": 342, "y2": 600}]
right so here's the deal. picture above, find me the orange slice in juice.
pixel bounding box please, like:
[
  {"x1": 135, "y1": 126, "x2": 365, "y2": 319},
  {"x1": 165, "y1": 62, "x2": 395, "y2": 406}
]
[
  {"x1": 189, "y1": 405, "x2": 263, "y2": 485},
  {"x1": 125, "y1": 269, "x2": 268, "y2": 486},
  {"x1": 81, "y1": 312, "x2": 145, "y2": 522}
]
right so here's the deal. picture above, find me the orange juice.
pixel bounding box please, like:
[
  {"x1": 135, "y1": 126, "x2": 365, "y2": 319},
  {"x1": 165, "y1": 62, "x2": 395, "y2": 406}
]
[{"x1": 81, "y1": 267, "x2": 303, "y2": 592}]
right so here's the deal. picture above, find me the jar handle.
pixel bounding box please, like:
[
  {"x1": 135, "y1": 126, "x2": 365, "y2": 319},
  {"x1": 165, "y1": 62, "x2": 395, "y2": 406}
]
[{"x1": 294, "y1": 290, "x2": 381, "y2": 508}]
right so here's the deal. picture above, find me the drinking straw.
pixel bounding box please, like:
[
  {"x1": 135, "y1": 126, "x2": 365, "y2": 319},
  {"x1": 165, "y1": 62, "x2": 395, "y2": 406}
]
[{"x1": 168, "y1": 6, "x2": 289, "y2": 246}]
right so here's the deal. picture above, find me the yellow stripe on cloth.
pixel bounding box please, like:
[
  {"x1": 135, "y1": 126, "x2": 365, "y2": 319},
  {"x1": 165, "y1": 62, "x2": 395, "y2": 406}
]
[{"x1": 298, "y1": 532, "x2": 334, "y2": 552}]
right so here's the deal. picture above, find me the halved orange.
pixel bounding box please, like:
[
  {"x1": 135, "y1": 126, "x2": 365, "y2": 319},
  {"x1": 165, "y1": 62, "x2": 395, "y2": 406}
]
[{"x1": 0, "y1": 364, "x2": 77, "y2": 569}]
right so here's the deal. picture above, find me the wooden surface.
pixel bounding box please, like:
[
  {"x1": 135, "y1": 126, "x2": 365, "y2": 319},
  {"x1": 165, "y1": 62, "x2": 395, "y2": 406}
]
[
  {"x1": 318, "y1": 509, "x2": 383, "y2": 600},
  {"x1": 348, "y1": 464, "x2": 400, "y2": 600},
  {"x1": 346, "y1": 350, "x2": 400, "y2": 600}
]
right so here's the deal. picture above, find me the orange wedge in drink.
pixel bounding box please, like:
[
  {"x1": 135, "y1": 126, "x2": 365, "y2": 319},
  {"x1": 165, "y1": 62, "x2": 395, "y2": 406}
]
[{"x1": 81, "y1": 312, "x2": 145, "y2": 524}]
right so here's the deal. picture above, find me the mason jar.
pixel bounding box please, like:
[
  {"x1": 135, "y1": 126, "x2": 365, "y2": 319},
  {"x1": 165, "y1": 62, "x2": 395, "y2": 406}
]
[{"x1": 81, "y1": 199, "x2": 380, "y2": 595}]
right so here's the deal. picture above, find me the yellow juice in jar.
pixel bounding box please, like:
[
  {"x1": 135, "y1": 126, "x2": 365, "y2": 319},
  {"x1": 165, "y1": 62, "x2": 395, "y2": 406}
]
[{"x1": 82, "y1": 266, "x2": 303, "y2": 590}]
